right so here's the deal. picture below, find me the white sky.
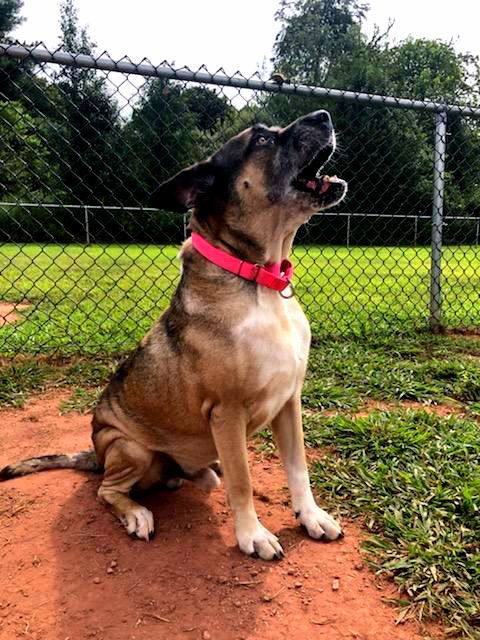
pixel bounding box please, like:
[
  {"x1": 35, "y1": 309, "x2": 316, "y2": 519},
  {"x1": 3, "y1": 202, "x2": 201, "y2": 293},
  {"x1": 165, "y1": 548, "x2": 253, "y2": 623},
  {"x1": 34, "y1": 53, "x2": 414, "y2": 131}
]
[{"x1": 10, "y1": 0, "x2": 480, "y2": 78}]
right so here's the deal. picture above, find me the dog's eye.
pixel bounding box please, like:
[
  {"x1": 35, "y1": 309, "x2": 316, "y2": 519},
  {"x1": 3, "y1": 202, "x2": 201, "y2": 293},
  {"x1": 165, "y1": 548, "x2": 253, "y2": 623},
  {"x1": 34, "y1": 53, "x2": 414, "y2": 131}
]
[{"x1": 256, "y1": 135, "x2": 273, "y2": 146}]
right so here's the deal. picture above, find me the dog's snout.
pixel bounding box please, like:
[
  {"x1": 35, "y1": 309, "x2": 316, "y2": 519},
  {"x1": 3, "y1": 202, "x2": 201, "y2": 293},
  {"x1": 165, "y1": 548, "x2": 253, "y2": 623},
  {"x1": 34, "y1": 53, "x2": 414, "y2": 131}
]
[
  {"x1": 301, "y1": 110, "x2": 332, "y2": 134},
  {"x1": 310, "y1": 110, "x2": 331, "y2": 124}
]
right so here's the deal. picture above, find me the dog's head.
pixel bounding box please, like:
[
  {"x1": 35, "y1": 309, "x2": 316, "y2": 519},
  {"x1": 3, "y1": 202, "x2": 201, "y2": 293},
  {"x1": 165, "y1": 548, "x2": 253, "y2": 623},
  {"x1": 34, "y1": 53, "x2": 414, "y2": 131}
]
[{"x1": 151, "y1": 110, "x2": 347, "y2": 234}]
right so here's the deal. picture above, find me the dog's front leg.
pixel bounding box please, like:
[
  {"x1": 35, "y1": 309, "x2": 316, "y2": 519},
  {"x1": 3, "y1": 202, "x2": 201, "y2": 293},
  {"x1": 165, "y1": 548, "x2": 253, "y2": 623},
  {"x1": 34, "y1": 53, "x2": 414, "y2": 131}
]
[
  {"x1": 272, "y1": 394, "x2": 343, "y2": 541},
  {"x1": 210, "y1": 406, "x2": 284, "y2": 560}
]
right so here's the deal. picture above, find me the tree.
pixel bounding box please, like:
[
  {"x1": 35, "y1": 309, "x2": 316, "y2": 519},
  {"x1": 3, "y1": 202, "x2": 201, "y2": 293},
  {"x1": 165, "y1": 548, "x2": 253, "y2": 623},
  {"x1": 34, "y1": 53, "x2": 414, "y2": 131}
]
[
  {"x1": 272, "y1": 0, "x2": 368, "y2": 85},
  {"x1": 0, "y1": 100, "x2": 57, "y2": 200},
  {"x1": 387, "y1": 39, "x2": 480, "y2": 218},
  {"x1": 117, "y1": 79, "x2": 198, "y2": 204},
  {"x1": 0, "y1": 0, "x2": 26, "y2": 102},
  {"x1": 0, "y1": 0, "x2": 23, "y2": 35},
  {"x1": 182, "y1": 86, "x2": 233, "y2": 133},
  {"x1": 51, "y1": 0, "x2": 119, "y2": 205},
  {"x1": 56, "y1": 0, "x2": 96, "y2": 94},
  {"x1": 389, "y1": 39, "x2": 474, "y2": 103},
  {"x1": 0, "y1": 99, "x2": 69, "y2": 242}
]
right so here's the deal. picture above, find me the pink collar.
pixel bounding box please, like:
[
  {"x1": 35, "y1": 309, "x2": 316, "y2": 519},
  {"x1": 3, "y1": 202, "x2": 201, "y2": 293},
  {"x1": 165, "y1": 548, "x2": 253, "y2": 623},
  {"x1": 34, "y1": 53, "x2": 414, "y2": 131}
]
[{"x1": 191, "y1": 232, "x2": 294, "y2": 292}]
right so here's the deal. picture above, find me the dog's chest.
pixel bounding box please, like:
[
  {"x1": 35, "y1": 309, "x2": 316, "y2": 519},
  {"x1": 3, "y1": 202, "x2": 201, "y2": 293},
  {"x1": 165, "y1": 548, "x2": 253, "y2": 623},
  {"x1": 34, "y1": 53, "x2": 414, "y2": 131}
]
[{"x1": 232, "y1": 293, "x2": 310, "y2": 422}]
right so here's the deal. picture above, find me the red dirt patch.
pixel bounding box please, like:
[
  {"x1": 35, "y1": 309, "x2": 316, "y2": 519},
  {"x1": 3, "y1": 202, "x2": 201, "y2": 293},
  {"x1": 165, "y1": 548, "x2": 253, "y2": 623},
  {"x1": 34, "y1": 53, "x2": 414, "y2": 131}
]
[
  {"x1": 0, "y1": 391, "x2": 440, "y2": 640},
  {"x1": 445, "y1": 327, "x2": 480, "y2": 340},
  {"x1": 318, "y1": 398, "x2": 464, "y2": 420},
  {"x1": 354, "y1": 398, "x2": 464, "y2": 419},
  {"x1": 0, "y1": 301, "x2": 30, "y2": 327}
]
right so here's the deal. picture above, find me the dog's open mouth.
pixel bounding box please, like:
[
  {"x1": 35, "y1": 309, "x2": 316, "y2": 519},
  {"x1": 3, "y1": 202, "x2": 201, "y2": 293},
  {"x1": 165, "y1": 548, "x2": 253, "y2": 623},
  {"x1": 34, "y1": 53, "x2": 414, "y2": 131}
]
[{"x1": 292, "y1": 144, "x2": 343, "y2": 198}]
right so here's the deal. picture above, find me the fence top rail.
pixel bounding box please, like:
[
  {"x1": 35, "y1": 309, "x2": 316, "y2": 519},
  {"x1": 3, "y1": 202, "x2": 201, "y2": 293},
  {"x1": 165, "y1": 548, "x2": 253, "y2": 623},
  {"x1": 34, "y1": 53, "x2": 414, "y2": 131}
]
[
  {"x1": 2, "y1": 43, "x2": 480, "y2": 119},
  {"x1": 0, "y1": 202, "x2": 161, "y2": 212},
  {"x1": 1, "y1": 202, "x2": 479, "y2": 221}
]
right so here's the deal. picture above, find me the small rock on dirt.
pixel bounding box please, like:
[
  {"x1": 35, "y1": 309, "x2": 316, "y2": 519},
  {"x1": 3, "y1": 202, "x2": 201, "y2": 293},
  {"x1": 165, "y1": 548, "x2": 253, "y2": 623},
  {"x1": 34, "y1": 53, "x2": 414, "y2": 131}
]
[{"x1": 93, "y1": 577, "x2": 101, "y2": 584}]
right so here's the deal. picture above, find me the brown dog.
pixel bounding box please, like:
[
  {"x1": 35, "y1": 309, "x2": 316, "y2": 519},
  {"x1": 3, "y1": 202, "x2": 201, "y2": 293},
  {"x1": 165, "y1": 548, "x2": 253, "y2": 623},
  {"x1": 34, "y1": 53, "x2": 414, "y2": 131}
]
[{"x1": 1, "y1": 110, "x2": 347, "y2": 560}]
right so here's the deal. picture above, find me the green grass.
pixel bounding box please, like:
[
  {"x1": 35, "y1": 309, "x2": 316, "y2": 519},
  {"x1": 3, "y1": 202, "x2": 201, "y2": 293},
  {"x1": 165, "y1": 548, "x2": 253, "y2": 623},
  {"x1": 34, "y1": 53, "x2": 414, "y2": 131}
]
[
  {"x1": 0, "y1": 243, "x2": 180, "y2": 355},
  {"x1": 1, "y1": 243, "x2": 479, "y2": 355},
  {"x1": 304, "y1": 410, "x2": 480, "y2": 638},
  {"x1": 59, "y1": 386, "x2": 102, "y2": 414},
  {"x1": 294, "y1": 244, "x2": 480, "y2": 337},
  {"x1": 304, "y1": 332, "x2": 480, "y2": 411},
  {"x1": 0, "y1": 355, "x2": 115, "y2": 408}
]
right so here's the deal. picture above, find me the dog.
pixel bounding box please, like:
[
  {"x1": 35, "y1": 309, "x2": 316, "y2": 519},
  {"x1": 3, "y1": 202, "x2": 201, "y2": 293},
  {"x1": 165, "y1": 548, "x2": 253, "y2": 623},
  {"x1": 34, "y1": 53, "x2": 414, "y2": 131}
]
[{"x1": 1, "y1": 110, "x2": 347, "y2": 560}]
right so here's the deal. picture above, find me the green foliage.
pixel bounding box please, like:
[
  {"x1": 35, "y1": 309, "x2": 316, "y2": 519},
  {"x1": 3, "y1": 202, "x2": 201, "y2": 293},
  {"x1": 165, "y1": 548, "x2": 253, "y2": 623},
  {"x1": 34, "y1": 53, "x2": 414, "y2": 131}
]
[
  {"x1": 0, "y1": 100, "x2": 60, "y2": 201},
  {"x1": 117, "y1": 79, "x2": 198, "y2": 203},
  {"x1": 388, "y1": 38, "x2": 475, "y2": 103},
  {"x1": 182, "y1": 86, "x2": 234, "y2": 133},
  {"x1": 0, "y1": 0, "x2": 23, "y2": 36},
  {"x1": 273, "y1": 0, "x2": 368, "y2": 84},
  {"x1": 49, "y1": 0, "x2": 120, "y2": 207},
  {"x1": 58, "y1": 0, "x2": 93, "y2": 54}
]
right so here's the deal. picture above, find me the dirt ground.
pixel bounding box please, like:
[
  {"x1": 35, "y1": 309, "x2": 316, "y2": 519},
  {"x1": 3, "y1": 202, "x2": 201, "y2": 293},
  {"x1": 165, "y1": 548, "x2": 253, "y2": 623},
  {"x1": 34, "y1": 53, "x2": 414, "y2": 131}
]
[
  {"x1": 0, "y1": 391, "x2": 439, "y2": 640},
  {"x1": 0, "y1": 302, "x2": 30, "y2": 328}
]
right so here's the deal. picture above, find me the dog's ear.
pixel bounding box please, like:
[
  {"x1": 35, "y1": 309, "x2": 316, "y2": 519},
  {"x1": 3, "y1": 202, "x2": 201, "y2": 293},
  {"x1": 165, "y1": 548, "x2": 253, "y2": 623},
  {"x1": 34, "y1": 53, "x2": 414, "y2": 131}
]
[{"x1": 150, "y1": 161, "x2": 217, "y2": 213}]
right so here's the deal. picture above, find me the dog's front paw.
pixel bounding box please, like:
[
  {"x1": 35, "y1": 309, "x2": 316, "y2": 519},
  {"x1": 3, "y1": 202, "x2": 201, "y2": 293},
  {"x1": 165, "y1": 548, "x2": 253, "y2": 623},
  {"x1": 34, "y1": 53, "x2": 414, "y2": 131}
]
[
  {"x1": 121, "y1": 506, "x2": 154, "y2": 541},
  {"x1": 237, "y1": 521, "x2": 284, "y2": 560},
  {"x1": 296, "y1": 506, "x2": 342, "y2": 541}
]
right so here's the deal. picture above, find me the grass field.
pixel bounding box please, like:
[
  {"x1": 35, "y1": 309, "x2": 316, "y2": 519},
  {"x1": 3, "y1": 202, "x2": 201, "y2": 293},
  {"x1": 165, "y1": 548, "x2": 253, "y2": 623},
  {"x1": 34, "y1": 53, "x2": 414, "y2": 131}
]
[
  {"x1": 1, "y1": 242, "x2": 480, "y2": 636},
  {"x1": 0, "y1": 243, "x2": 480, "y2": 355}
]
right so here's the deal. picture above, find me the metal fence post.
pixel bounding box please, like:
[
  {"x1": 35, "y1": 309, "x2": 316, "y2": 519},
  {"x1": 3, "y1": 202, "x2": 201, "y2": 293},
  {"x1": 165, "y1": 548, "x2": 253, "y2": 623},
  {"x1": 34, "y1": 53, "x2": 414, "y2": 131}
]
[
  {"x1": 84, "y1": 205, "x2": 90, "y2": 244},
  {"x1": 476, "y1": 218, "x2": 479, "y2": 246},
  {"x1": 346, "y1": 214, "x2": 351, "y2": 248},
  {"x1": 429, "y1": 110, "x2": 447, "y2": 332}
]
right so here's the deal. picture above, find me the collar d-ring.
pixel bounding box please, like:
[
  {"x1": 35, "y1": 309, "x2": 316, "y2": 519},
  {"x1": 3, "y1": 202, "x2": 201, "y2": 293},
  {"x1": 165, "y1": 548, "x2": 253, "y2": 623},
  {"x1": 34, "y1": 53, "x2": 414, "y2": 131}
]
[{"x1": 279, "y1": 282, "x2": 296, "y2": 299}]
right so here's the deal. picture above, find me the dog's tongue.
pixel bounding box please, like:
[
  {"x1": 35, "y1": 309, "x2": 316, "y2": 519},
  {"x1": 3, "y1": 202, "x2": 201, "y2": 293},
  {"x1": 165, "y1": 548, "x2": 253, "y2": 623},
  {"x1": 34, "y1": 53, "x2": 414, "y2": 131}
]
[{"x1": 320, "y1": 179, "x2": 332, "y2": 194}]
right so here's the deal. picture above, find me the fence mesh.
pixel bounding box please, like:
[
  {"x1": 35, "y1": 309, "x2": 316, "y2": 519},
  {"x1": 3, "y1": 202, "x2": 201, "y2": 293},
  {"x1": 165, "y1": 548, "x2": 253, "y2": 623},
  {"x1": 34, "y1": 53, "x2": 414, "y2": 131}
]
[{"x1": 0, "y1": 43, "x2": 479, "y2": 356}]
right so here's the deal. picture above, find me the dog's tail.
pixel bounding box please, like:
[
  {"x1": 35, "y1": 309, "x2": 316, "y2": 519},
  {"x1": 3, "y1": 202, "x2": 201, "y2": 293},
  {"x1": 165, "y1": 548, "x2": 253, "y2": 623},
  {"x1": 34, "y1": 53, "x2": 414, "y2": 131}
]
[{"x1": 0, "y1": 450, "x2": 101, "y2": 480}]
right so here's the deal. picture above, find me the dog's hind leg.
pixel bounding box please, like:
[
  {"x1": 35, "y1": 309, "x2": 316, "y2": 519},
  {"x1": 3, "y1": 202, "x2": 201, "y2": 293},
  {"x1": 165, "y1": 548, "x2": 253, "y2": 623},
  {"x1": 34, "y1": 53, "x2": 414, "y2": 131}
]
[{"x1": 94, "y1": 429, "x2": 155, "y2": 541}]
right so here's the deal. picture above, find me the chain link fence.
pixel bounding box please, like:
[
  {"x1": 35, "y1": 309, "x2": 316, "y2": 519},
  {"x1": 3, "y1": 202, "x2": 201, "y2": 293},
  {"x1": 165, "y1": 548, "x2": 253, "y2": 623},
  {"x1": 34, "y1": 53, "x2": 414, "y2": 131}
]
[{"x1": 1, "y1": 43, "x2": 480, "y2": 357}]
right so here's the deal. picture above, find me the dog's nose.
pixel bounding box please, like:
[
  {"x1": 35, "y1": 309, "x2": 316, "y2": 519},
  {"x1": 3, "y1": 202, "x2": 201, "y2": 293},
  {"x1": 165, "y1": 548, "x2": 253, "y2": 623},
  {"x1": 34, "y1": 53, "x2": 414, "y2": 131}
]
[
  {"x1": 309, "y1": 110, "x2": 331, "y2": 124},
  {"x1": 301, "y1": 110, "x2": 332, "y2": 134}
]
